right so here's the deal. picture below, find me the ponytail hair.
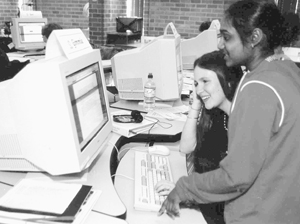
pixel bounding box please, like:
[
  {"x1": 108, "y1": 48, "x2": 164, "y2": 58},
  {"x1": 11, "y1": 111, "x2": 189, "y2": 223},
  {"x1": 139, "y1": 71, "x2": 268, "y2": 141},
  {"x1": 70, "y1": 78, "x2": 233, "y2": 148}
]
[{"x1": 280, "y1": 12, "x2": 300, "y2": 47}]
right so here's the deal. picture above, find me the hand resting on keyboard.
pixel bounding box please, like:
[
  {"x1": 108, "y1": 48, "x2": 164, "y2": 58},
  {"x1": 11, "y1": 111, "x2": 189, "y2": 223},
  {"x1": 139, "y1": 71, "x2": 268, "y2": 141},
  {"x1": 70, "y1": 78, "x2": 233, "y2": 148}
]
[
  {"x1": 155, "y1": 180, "x2": 175, "y2": 196},
  {"x1": 134, "y1": 151, "x2": 174, "y2": 212}
]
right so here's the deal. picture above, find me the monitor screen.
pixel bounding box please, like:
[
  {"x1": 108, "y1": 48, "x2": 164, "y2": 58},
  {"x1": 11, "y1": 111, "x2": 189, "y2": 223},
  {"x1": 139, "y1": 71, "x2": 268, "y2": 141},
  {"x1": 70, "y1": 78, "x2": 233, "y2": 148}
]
[
  {"x1": 18, "y1": 22, "x2": 45, "y2": 43},
  {"x1": 0, "y1": 49, "x2": 112, "y2": 175},
  {"x1": 11, "y1": 18, "x2": 47, "y2": 51},
  {"x1": 67, "y1": 62, "x2": 109, "y2": 152}
]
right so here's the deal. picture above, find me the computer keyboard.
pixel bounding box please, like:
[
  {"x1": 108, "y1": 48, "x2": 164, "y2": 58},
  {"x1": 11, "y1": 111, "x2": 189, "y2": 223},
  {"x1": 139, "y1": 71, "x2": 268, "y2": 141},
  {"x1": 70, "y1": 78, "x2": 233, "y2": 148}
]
[{"x1": 134, "y1": 150, "x2": 173, "y2": 212}]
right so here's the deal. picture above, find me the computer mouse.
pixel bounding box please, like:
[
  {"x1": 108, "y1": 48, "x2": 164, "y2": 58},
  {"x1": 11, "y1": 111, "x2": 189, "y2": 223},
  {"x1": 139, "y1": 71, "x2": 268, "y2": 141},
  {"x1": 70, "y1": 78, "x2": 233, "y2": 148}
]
[{"x1": 148, "y1": 145, "x2": 170, "y2": 156}]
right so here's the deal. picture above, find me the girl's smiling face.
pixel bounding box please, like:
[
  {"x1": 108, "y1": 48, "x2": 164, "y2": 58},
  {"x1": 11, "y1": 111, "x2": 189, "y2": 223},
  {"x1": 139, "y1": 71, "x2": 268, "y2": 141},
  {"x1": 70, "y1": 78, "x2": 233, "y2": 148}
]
[{"x1": 194, "y1": 67, "x2": 227, "y2": 111}]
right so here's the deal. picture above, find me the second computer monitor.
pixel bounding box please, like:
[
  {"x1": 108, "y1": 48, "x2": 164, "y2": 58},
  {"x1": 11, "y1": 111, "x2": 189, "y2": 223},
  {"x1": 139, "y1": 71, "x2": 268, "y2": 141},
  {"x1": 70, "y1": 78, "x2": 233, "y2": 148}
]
[
  {"x1": 11, "y1": 17, "x2": 47, "y2": 51},
  {"x1": 111, "y1": 33, "x2": 183, "y2": 102},
  {"x1": 181, "y1": 29, "x2": 218, "y2": 69}
]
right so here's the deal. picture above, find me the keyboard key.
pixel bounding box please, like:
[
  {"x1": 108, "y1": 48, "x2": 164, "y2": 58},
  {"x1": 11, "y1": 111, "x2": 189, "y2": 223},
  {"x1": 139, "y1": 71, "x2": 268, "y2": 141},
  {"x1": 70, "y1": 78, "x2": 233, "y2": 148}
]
[{"x1": 134, "y1": 150, "x2": 173, "y2": 212}]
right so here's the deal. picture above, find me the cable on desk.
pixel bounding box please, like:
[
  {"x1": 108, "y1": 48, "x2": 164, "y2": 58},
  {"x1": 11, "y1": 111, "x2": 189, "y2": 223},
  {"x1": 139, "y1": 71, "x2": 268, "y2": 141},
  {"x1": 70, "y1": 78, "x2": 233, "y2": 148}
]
[
  {"x1": 111, "y1": 173, "x2": 134, "y2": 181},
  {"x1": 144, "y1": 117, "x2": 159, "y2": 135},
  {"x1": 107, "y1": 141, "x2": 124, "y2": 163},
  {"x1": 0, "y1": 180, "x2": 14, "y2": 187},
  {"x1": 107, "y1": 141, "x2": 133, "y2": 162},
  {"x1": 117, "y1": 147, "x2": 131, "y2": 161},
  {"x1": 129, "y1": 117, "x2": 159, "y2": 136},
  {"x1": 90, "y1": 209, "x2": 126, "y2": 220},
  {"x1": 155, "y1": 120, "x2": 173, "y2": 129},
  {"x1": 143, "y1": 117, "x2": 173, "y2": 135},
  {"x1": 107, "y1": 141, "x2": 120, "y2": 155}
]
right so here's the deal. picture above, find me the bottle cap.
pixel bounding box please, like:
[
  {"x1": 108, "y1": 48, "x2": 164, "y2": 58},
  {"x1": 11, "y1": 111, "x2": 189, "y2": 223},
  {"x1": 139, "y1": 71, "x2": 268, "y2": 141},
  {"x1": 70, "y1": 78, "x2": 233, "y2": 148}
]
[{"x1": 148, "y1": 73, "x2": 153, "y2": 78}]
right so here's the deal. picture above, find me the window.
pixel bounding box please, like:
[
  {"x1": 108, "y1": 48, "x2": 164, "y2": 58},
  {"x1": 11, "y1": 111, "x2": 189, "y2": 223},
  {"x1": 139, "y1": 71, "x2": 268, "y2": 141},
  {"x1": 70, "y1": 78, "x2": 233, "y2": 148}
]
[{"x1": 126, "y1": 0, "x2": 144, "y2": 17}]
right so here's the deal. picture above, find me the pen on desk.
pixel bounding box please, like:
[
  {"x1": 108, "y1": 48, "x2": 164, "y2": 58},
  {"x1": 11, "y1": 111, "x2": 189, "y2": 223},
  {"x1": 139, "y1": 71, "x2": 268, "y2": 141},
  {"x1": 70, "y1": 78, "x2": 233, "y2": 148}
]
[
  {"x1": 25, "y1": 216, "x2": 75, "y2": 223},
  {"x1": 23, "y1": 54, "x2": 45, "y2": 57}
]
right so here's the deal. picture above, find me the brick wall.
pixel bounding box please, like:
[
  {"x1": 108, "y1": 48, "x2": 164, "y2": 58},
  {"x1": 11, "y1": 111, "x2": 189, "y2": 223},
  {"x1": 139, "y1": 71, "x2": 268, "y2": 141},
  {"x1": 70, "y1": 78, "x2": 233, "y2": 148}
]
[
  {"x1": 90, "y1": 0, "x2": 127, "y2": 47},
  {"x1": 89, "y1": 0, "x2": 229, "y2": 45},
  {"x1": 0, "y1": 0, "x2": 18, "y2": 29},
  {"x1": 35, "y1": 0, "x2": 88, "y2": 30},
  {"x1": 143, "y1": 0, "x2": 224, "y2": 39},
  {"x1": 0, "y1": 0, "x2": 231, "y2": 46},
  {"x1": 0, "y1": 0, "x2": 251, "y2": 46},
  {"x1": 142, "y1": 0, "x2": 239, "y2": 39}
]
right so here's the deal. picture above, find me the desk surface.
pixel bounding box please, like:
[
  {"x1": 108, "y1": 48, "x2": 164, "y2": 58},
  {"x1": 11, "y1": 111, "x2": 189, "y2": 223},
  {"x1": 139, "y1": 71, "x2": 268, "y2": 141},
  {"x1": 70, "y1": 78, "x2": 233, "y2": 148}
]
[
  {"x1": 0, "y1": 119, "x2": 188, "y2": 223},
  {"x1": 114, "y1": 141, "x2": 207, "y2": 224},
  {"x1": 0, "y1": 104, "x2": 191, "y2": 223}
]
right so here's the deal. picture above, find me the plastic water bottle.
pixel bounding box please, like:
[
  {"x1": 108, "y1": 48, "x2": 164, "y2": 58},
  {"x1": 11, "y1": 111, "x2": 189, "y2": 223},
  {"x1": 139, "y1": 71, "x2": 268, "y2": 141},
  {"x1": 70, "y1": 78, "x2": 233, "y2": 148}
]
[{"x1": 144, "y1": 73, "x2": 156, "y2": 111}]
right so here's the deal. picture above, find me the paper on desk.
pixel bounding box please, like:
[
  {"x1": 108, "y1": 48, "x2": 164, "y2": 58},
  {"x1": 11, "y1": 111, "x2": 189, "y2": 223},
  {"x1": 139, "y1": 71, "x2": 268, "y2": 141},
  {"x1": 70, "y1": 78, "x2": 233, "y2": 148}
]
[
  {"x1": 8, "y1": 56, "x2": 30, "y2": 63},
  {"x1": 25, "y1": 168, "x2": 88, "y2": 183},
  {"x1": 0, "y1": 179, "x2": 81, "y2": 215},
  {"x1": 156, "y1": 105, "x2": 189, "y2": 113},
  {"x1": 146, "y1": 105, "x2": 189, "y2": 121},
  {"x1": 7, "y1": 52, "x2": 27, "y2": 58},
  {"x1": 0, "y1": 190, "x2": 102, "y2": 224},
  {"x1": 182, "y1": 69, "x2": 194, "y2": 78},
  {"x1": 0, "y1": 210, "x2": 51, "y2": 221}
]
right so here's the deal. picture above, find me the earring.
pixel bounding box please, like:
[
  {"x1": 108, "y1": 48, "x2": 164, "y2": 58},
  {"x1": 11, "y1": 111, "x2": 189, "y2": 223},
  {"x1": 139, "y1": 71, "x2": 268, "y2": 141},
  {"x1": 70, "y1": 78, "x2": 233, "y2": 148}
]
[{"x1": 251, "y1": 43, "x2": 254, "y2": 48}]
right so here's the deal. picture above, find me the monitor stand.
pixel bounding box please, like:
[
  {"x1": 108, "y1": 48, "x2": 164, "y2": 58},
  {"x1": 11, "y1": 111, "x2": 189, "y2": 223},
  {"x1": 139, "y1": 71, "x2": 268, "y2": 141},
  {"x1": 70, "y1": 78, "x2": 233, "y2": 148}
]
[
  {"x1": 14, "y1": 48, "x2": 45, "y2": 57},
  {"x1": 110, "y1": 98, "x2": 183, "y2": 113},
  {"x1": 15, "y1": 47, "x2": 45, "y2": 52}
]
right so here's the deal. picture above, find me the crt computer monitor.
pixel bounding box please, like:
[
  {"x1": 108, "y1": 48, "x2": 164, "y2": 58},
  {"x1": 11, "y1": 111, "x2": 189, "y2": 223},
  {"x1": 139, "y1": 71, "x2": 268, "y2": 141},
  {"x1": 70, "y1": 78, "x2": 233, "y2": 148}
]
[
  {"x1": 181, "y1": 29, "x2": 218, "y2": 69},
  {"x1": 0, "y1": 49, "x2": 112, "y2": 175},
  {"x1": 11, "y1": 17, "x2": 47, "y2": 51},
  {"x1": 111, "y1": 27, "x2": 183, "y2": 102}
]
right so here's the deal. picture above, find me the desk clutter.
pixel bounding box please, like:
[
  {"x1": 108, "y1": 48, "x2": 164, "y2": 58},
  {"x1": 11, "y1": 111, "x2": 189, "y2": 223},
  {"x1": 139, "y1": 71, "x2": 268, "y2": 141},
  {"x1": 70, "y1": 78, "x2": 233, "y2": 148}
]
[
  {"x1": 145, "y1": 105, "x2": 189, "y2": 121},
  {"x1": 0, "y1": 179, "x2": 101, "y2": 224},
  {"x1": 111, "y1": 105, "x2": 189, "y2": 138},
  {"x1": 111, "y1": 110, "x2": 158, "y2": 137}
]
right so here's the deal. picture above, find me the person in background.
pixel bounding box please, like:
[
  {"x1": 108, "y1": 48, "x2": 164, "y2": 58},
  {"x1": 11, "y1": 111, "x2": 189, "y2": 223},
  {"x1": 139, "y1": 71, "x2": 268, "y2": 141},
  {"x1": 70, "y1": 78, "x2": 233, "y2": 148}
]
[
  {"x1": 155, "y1": 50, "x2": 243, "y2": 224},
  {"x1": 42, "y1": 23, "x2": 63, "y2": 43},
  {"x1": 83, "y1": 2, "x2": 89, "y2": 18},
  {"x1": 199, "y1": 20, "x2": 211, "y2": 33},
  {"x1": 157, "y1": 1, "x2": 300, "y2": 223},
  {"x1": 272, "y1": 12, "x2": 300, "y2": 60},
  {"x1": 0, "y1": 48, "x2": 29, "y2": 82}
]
